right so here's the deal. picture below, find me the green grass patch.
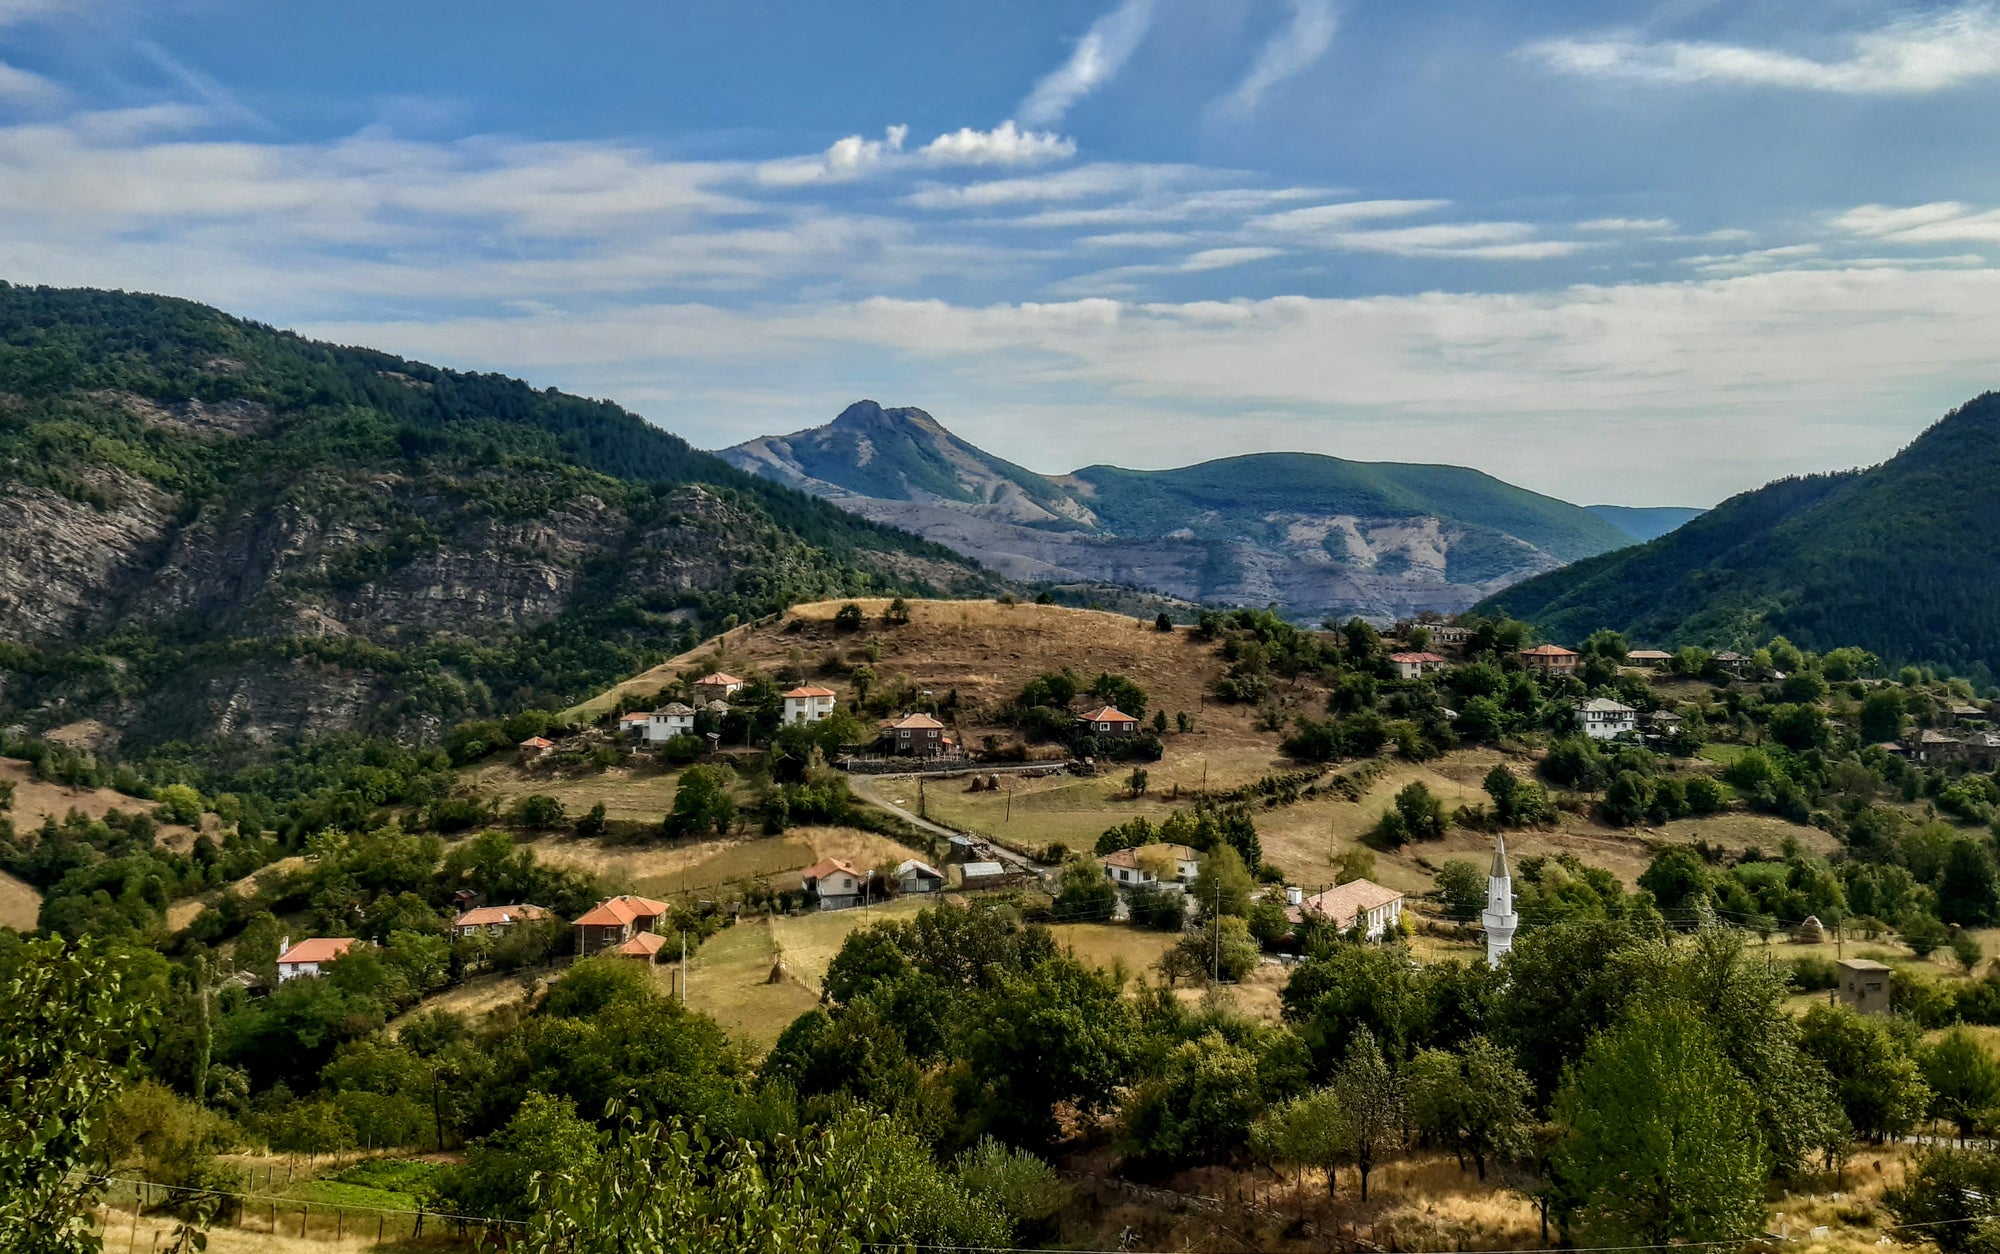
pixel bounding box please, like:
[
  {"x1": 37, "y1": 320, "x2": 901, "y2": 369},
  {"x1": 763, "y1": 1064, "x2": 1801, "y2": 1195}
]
[
  {"x1": 293, "y1": 1159, "x2": 444, "y2": 1210},
  {"x1": 1698, "y1": 743, "x2": 1751, "y2": 766}
]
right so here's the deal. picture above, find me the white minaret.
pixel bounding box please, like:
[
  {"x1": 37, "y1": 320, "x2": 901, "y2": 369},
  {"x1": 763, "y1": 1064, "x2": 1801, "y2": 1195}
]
[{"x1": 1482, "y1": 833, "x2": 1518, "y2": 969}]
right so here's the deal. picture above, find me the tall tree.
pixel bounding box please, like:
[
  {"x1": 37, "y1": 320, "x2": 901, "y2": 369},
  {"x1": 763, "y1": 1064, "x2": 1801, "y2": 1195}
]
[
  {"x1": 1552, "y1": 1005, "x2": 1767, "y2": 1247},
  {"x1": 1407, "y1": 1036, "x2": 1533, "y2": 1180},
  {"x1": 1331, "y1": 1028, "x2": 1403, "y2": 1201}
]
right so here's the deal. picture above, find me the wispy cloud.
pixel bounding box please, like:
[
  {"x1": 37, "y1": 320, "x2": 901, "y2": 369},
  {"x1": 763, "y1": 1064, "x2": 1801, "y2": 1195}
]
[
  {"x1": 0, "y1": 60, "x2": 58, "y2": 104},
  {"x1": 1834, "y1": 200, "x2": 2000, "y2": 243},
  {"x1": 1017, "y1": 0, "x2": 1157, "y2": 126},
  {"x1": 1214, "y1": 0, "x2": 1340, "y2": 119},
  {"x1": 760, "y1": 122, "x2": 1072, "y2": 186},
  {"x1": 759, "y1": 125, "x2": 909, "y2": 186},
  {"x1": 1578, "y1": 216, "x2": 1675, "y2": 232},
  {"x1": 1323, "y1": 222, "x2": 1582, "y2": 259},
  {"x1": 1527, "y1": 4, "x2": 2000, "y2": 94},
  {"x1": 905, "y1": 162, "x2": 1199, "y2": 210}
]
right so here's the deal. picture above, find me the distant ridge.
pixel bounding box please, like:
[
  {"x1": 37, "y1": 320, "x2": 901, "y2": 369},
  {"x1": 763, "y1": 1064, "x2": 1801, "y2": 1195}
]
[
  {"x1": 1481, "y1": 393, "x2": 2000, "y2": 678},
  {"x1": 720, "y1": 401, "x2": 1644, "y2": 622},
  {"x1": 1585, "y1": 504, "x2": 1705, "y2": 543}
]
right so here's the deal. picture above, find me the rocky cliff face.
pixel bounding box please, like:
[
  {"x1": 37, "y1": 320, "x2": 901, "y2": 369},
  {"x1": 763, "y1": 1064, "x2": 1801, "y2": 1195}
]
[{"x1": 722, "y1": 402, "x2": 1626, "y2": 622}]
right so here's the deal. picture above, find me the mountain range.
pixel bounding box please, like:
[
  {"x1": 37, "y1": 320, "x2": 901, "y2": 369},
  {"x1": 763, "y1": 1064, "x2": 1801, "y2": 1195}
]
[
  {"x1": 0, "y1": 286, "x2": 998, "y2": 750},
  {"x1": 1480, "y1": 393, "x2": 2000, "y2": 679},
  {"x1": 720, "y1": 401, "x2": 1685, "y2": 622}
]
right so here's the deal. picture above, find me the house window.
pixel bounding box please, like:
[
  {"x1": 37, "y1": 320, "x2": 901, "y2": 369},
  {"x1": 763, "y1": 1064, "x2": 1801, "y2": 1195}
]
[{"x1": 1098, "y1": 722, "x2": 1108, "y2": 730}]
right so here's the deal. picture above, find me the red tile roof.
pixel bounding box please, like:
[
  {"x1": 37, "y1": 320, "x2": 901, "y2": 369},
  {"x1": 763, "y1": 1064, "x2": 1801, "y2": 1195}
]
[
  {"x1": 278, "y1": 938, "x2": 357, "y2": 966},
  {"x1": 1296, "y1": 879, "x2": 1404, "y2": 929},
  {"x1": 573, "y1": 895, "x2": 670, "y2": 927},
  {"x1": 619, "y1": 712, "x2": 649, "y2": 724},
  {"x1": 801, "y1": 858, "x2": 861, "y2": 882},
  {"x1": 518, "y1": 736, "x2": 554, "y2": 749},
  {"x1": 883, "y1": 713, "x2": 945, "y2": 730},
  {"x1": 695, "y1": 672, "x2": 742, "y2": 686},
  {"x1": 1520, "y1": 644, "x2": 1578, "y2": 657},
  {"x1": 453, "y1": 904, "x2": 550, "y2": 928},
  {"x1": 1389, "y1": 652, "x2": 1447, "y2": 664},
  {"x1": 1077, "y1": 706, "x2": 1137, "y2": 724},
  {"x1": 784, "y1": 685, "x2": 837, "y2": 699},
  {"x1": 617, "y1": 931, "x2": 670, "y2": 957}
]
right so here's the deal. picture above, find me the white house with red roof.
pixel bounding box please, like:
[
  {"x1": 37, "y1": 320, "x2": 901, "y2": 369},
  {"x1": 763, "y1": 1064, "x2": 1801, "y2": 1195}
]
[
  {"x1": 574, "y1": 894, "x2": 671, "y2": 955},
  {"x1": 802, "y1": 857, "x2": 866, "y2": 909},
  {"x1": 450, "y1": 903, "x2": 551, "y2": 942},
  {"x1": 1099, "y1": 843, "x2": 1202, "y2": 888},
  {"x1": 277, "y1": 937, "x2": 359, "y2": 982},
  {"x1": 693, "y1": 671, "x2": 744, "y2": 703},
  {"x1": 1388, "y1": 651, "x2": 1448, "y2": 681},
  {"x1": 617, "y1": 711, "x2": 650, "y2": 737},
  {"x1": 782, "y1": 685, "x2": 838, "y2": 725},
  {"x1": 1076, "y1": 705, "x2": 1139, "y2": 737},
  {"x1": 1290, "y1": 879, "x2": 1405, "y2": 940}
]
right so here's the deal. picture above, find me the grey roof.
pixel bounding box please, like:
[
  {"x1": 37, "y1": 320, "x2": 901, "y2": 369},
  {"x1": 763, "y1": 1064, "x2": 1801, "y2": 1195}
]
[
  {"x1": 1490, "y1": 833, "x2": 1511, "y2": 881},
  {"x1": 654, "y1": 702, "x2": 695, "y2": 716},
  {"x1": 960, "y1": 861, "x2": 1006, "y2": 878},
  {"x1": 1579, "y1": 697, "x2": 1637, "y2": 714},
  {"x1": 895, "y1": 859, "x2": 943, "y2": 879}
]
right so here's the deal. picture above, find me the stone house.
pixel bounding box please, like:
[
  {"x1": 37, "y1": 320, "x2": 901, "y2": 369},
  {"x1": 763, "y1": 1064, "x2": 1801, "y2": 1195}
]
[
  {"x1": 1389, "y1": 651, "x2": 1448, "y2": 680},
  {"x1": 693, "y1": 671, "x2": 744, "y2": 703},
  {"x1": 451, "y1": 903, "x2": 551, "y2": 942},
  {"x1": 1519, "y1": 644, "x2": 1579, "y2": 678}
]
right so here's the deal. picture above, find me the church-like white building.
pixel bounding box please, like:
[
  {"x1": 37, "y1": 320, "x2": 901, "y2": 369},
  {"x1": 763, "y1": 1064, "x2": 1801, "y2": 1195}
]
[{"x1": 1482, "y1": 834, "x2": 1518, "y2": 969}]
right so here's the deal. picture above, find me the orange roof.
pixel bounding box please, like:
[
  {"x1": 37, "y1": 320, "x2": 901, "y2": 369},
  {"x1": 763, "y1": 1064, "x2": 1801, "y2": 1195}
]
[
  {"x1": 618, "y1": 712, "x2": 649, "y2": 724},
  {"x1": 573, "y1": 895, "x2": 670, "y2": 927},
  {"x1": 1297, "y1": 879, "x2": 1404, "y2": 928},
  {"x1": 616, "y1": 931, "x2": 670, "y2": 957},
  {"x1": 695, "y1": 672, "x2": 742, "y2": 686},
  {"x1": 784, "y1": 685, "x2": 837, "y2": 698},
  {"x1": 278, "y1": 938, "x2": 357, "y2": 965},
  {"x1": 1520, "y1": 644, "x2": 1578, "y2": 657},
  {"x1": 453, "y1": 904, "x2": 549, "y2": 928},
  {"x1": 518, "y1": 736, "x2": 554, "y2": 749},
  {"x1": 801, "y1": 858, "x2": 861, "y2": 881},
  {"x1": 1077, "y1": 706, "x2": 1136, "y2": 723},
  {"x1": 1389, "y1": 652, "x2": 1447, "y2": 664},
  {"x1": 883, "y1": 713, "x2": 945, "y2": 730}
]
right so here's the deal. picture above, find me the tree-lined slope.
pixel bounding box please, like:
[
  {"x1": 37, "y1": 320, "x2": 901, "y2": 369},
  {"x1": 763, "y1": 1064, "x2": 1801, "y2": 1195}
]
[
  {"x1": 1482, "y1": 393, "x2": 2000, "y2": 677},
  {"x1": 0, "y1": 285, "x2": 996, "y2": 749}
]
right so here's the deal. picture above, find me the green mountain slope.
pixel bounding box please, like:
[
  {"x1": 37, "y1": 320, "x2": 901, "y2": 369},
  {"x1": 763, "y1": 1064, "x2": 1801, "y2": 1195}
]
[
  {"x1": 1480, "y1": 393, "x2": 2000, "y2": 677},
  {"x1": 1585, "y1": 504, "x2": 1705, "y2": 542},
  {"x1": 721, "y1": 404, "x2": 1638, "y2": 620},
  {"x1": 0, "y1": 285, "x2": 996, "y2": 749}
]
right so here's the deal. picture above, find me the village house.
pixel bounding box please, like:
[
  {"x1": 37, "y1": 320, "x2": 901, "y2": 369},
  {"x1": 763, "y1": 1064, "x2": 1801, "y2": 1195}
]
[
  {"x1": 451, "y1": 903, "x2": 550, "y2": 942},
  {"x1": 616, "y1": 932, "x2": 671, "y2": 962},
  {"x1": 1710, "y1": 650, "x2": 1750, "y2": 676},
  {"x1": 617, "y1": 711, "x2": 649, "y2": 737},
  {"x1": 802, "y1": 857, "x2": 867, "y2": 909},
  {"x1": 1291, "y1": 880, "x2": 1404, "y2": 940},
  {"x1": 517, "y1": 735, "x2": 555, "y2": 762},
  {"x1": 959, "y1": 860, "x2": 1010, "y2": 889},
  {"x1": 645, "y1": 702, "x2": 696, "y2": 742},
  {"x1": 1519, "y1": 643, "x2": 1579, "y2": 678},
  {"x1": 1428, "y1": 624, "x2": 1473, "y2": 647},
  {"x1": 782, "y1": 685, "x2": 838, "y2": 726},
  {"x1": 1837, "y1": 957, "x2": 1891, "y2": 1015},
  {"x1": 1626, "y1": 649, "x2": 1674, "y2": 667},
  {"x1": 574, "y1": 895, "x2": 671, "y2": 956},
  {"x1": 1943, "y1": 703, "x2": 1989, "y2": 728},
  {"x1": 693, "y1": 671, "x2": 744, "y2": 703},
  {"x1": 1640, "y1": 708, "x2": 1684, "y2": 742},
  {"x1": 1576, "y1": 696, "x2": 1639, "y2": 740},
  {"x1": 1077, "y1": 705, "x2": 1140, "y2": 738},
  {"x1": 276, "y1": 937, "x2": 358, "y2": 983},
  {"x1": 1098, "y1": 843, "x2": 1202, "y2": 889},
  {"x1": 894, "y1": 859, "x2": 945, "y2": 894},
  {"x1": 876, "y1": 712, "x2": 953, "y2": 758},
  {"x1": 1389, "y1": 651, "x2": 1449, "y2": 681}
]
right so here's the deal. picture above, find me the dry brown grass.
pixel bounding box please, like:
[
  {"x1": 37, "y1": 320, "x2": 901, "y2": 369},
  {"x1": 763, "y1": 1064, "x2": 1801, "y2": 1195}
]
[
  {"x1": 768, "y1": 896, "x2": 931, "y2": 994},
  {"x1": 95, "y1": 1204, "x2": 446, "y2": 1253},
  {"x1": 463, "y1": 759, "x2": 683, "y2": 825},
  {"x1": 1049, "y1": 921, "x2": 1179, "y2": 981},
  {"x1": 517, "y1": 826, "x2": 925, "y2": 900},
  {"x1": 0, "y1": 755, "x2": 200, "y2": 846},
  {"x1": 393, "y1": 969, "x2": 541, "y2": 1033},
  {"x1": 0, "y1": 868, "x2": 39, "y2": 931},
  {"x1": 686, "y1": 917, "x2": 821, "y2": 1053}
]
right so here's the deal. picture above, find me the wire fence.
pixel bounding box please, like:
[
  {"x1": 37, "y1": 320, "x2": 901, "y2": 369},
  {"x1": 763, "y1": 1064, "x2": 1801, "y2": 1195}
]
[{"x1": 92, "y1": 1172, "x2": 518, "y2": 1247}]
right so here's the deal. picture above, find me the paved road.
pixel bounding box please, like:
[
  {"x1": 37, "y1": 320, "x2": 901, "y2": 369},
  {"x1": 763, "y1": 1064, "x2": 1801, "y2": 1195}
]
[{"x1": 848, "y1": 772, "x2": 1049, "y2": 879}]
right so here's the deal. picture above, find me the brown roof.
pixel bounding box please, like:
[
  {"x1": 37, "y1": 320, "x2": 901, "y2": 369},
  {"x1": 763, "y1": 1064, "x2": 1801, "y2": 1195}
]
[
  {"x1": 617, "y1": 931, "x2": 671, "y2": 957},
  {"x1": 1077, "y1": 706, "x2": 1137, "y2": 724},
  {"x1": 453, "y1": 904, "x2": 550, "y2": 928},
  {"x1": 1099, "y1": 843, "x2": 1202, "y2": 871},
  {"x1": 1519, "y1": 644, "x2": 1578, "y2": 657},
  {"x1": 1297, "y1": 879, "x2": 1404, "y2": 928},
  {"x1": 883, "y1": 712, "x2": 945, "y2": 730},
  {"x1": 573, "y1": 895, "x2": 670, "y2": 927},
  {"x1": 1389, "y1": 652, "x2": 1447, "y2": 664},
  {"x1": 784, "y1": 685, "x2": 837, "y2": 699},
  {"x1": 278, "y1": 938, "x2": 357, "y2": 965},
  {"x1": 802, "y1": 857, "x2": 862, "y2": 881},
  {"x1": 695, "y1": 672, "x2": 742, "y2": 686},
  {"x1": 1626, "y1": 649, "x2": 1674, "y2": 661}
]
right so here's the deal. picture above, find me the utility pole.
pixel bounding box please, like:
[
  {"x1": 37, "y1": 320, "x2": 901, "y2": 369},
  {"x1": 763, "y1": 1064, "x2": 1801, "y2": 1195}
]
[
  {"x1": 1213, "y1": 880, "x2": 1222, "y2": 983},
  {"x1": 679, "y1": 934, "x2": 687, "y2": 1005}
]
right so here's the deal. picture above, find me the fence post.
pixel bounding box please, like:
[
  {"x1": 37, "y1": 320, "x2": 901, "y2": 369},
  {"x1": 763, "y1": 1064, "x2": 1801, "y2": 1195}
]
[
  {"x1": 378, "y1": 1215, "x2": 385, "y2": 1243},
  {"x1": 300, "y1": 1204, "x2": 308, "y2": 1238},
  {"x1": 336, "y1": 1209, "x2": 343, "y2": 1240}
]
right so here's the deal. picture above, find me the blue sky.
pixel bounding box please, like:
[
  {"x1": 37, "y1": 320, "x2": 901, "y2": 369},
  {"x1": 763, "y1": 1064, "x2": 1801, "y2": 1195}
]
[{"x1": 6, "y1": 0, "x2": 2000, "y2": 504}]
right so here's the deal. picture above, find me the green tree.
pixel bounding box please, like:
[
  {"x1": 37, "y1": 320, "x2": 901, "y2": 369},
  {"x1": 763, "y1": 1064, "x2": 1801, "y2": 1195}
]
[
  {"x1": 1433, "y1": 860, "x2": 1486, "y2": 921},
  {"x1": 1191, "y1": 844, "x2": 1254, "y2": 920},
  {"x1": 509, "y1": 793, "x2": 567, "y2": 829},
  {"x1": 1330, "y1": 1028, "x2": 1403, "y2": 1201},
  {"x1": 1553, "y1": 1005, "x2": 1767, "y2": 1247},
  {"x1": 833, "y1": 602, "x2": 865, "y2": 631},
  {"x1": 1120, "y1": 1030, "x2": 1264, "y2": 1165},
  {"x1": 443, "y1": 1092, "x2": 602, "y2": 1222},
  {"x1": 668, "y1": 765, "x2": 736, "y2": 838},
  {"x1": 1154, "y1": 612, "x2": 1173, "y2": 632},
  {"x1": 1921, "y1": 1029, "x2": 2000, "y2": 1142},
  {"x1": 1887, "y1": 1148, "x2": 2000, "y2": 1254},
  {"x1": 1251, "y1": 1087, "x2": 1352, "y2": 1198},
  {"x1": 1799, "y1": 1003, "x2": 1931, "y2": 1142},
  {"x1": 1391, "y1": 780, "x2": 1446, "y2": 841},
  {"x1": 886, "y1": 597, "x2": 910, "y2": 624},
  {"x1": 1406, "y1": 1036, "x2": 1532, "y2": 1180},
  {"x1": 1861, "y1": 689, "x2": 1906, "y2": 743},
  {"x1": 1163, "y1": 916, "x2": 1260, "y2": 985},
  {"x1": 1052, "y1": 857, "x2": 1117, "y2": 923},
  {"x1": 0, "y1": 936, "x2": 159, "y2": 1254},
  {"x1": 964, "y1": 957, "x2": 1135, "y2": 1147},
  {"x1": 155, "y1": 782, "x2": 203, "y2": 825}
]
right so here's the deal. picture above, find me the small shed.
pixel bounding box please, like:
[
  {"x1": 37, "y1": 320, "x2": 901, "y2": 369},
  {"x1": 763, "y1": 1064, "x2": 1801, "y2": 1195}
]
[{"x1": 1836, "y1": 957, "x2": 1892, "y2": 1016}]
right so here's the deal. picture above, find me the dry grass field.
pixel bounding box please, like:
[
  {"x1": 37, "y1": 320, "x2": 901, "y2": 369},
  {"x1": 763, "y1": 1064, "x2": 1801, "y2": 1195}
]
[
  {"x1": 685, "y1": 917, "x2": 821, "y2": 1051},
  {"x1": 0, "y1": 755, "x2": 201, "y2": 847},
  {"x1": 517, "y1": 825, "x2": 928, "y2": 900},
  {"x1": 0, "y1": 868, "x2": 40, "y2": 931},
  {"x1": 463, "y1": 758, "x2": 683, "y2": 826}
]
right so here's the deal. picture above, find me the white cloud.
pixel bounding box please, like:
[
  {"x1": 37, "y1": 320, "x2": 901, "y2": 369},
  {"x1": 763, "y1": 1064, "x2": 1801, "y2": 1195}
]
[
  {"x1": 1528, "y1": 5, "x2": 2000, "y2": 94},
  {"x1": 1017, "y1": 0, "x2": 1157, "y2": 126},
  {"x1": 1253, "y1": 204, "x2": 1578, "y2": 258},
  {"x1": 1214, "y1": 0, "x2": 1341, "y2": 119},
  {"x1": 905, "y1": 162, "x2": 1198, "y2": 209},
  {"x1": 1254, "y1": 199, "x2": 1450, "y2": 234},
  {"x1": 919, "y1": 121, "x2": 1075, "y2": 166},
  {"x1": 1578, "y1": 216, "x2": 1675, "y2": 232},
  {"x1": 1834, "y1": 200, "x2": 2000, "y2": 243},
  {"x1": 758, "y1": 125, "x2": 907, "y2": 186},
  {"x1": 0, "y1": 61, "x2": 58, "y2": 104}
]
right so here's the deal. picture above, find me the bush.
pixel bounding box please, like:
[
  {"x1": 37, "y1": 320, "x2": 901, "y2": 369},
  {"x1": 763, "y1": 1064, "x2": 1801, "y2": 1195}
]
[
  {"x1": 1789, "y1": 956, "x2": 1839, "y2": 991},
  {"x1": 1128, "y1": 883, "x2": 1189, "y2": 931}
]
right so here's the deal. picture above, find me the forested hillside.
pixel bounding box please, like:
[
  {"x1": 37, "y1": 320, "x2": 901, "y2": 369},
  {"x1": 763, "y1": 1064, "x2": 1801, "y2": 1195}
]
[
  {"x1": 0, "y1": 285, "x2": 996, "y2": 751},
  {"x1": 1481, "y1": 393, "x2": 2000, "y2": 680}
]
